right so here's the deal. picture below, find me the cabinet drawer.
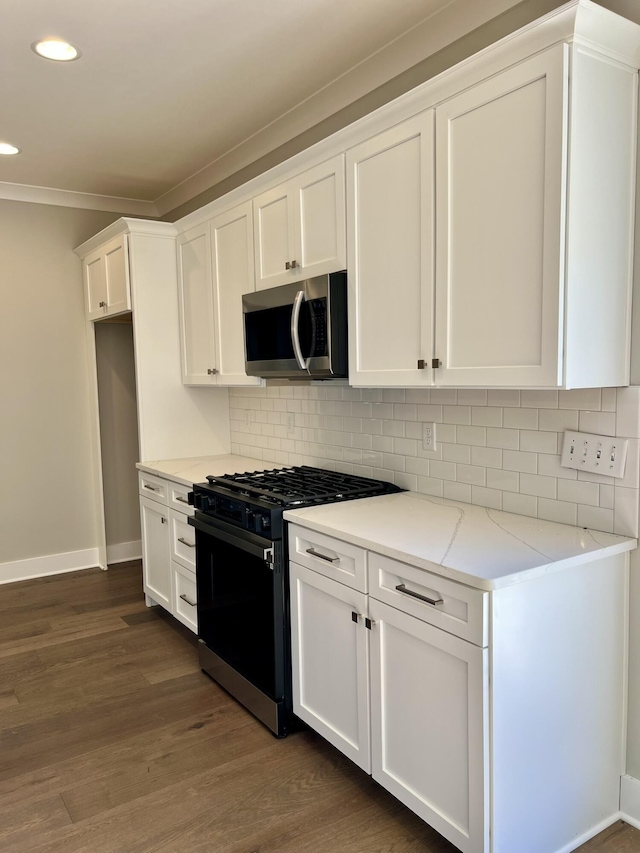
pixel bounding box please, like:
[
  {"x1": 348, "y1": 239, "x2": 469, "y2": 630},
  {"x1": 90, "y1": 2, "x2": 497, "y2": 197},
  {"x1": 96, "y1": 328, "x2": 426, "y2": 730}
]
[
  {"x1": 170, "y1": 510, "x2": 196, "y2": 571},
  {"x1": 288, "y1": 524, "x2": 367, "y2": 592},
  {"x1": 138, "y1": 472, "x2": 169, "y2": 504},
  {"x1": 172, "y1": 561, "x2": 198, "y2": 632},
  {"x1": 369, "y1": 553, "x2": 487, "y2": 647},
  {"x1": 169, "y1": 482, "x2": 195, "y2": 515}
]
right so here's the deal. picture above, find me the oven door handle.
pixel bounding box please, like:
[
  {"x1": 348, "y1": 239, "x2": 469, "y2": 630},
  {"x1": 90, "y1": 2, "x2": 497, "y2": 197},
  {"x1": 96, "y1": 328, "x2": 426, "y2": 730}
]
[{"x1": 189, "y1": 515, "x2": 275, "y2": 564}]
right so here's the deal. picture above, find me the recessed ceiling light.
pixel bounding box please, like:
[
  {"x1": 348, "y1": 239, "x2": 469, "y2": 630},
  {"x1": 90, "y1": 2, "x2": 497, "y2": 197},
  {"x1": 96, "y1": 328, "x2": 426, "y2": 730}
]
[
  {"x1": 0, "y1": 142, "x2": 21, "y2": 156},
  {"x1": 32, "y1": 39, "x2": 81, "y2": 62}
]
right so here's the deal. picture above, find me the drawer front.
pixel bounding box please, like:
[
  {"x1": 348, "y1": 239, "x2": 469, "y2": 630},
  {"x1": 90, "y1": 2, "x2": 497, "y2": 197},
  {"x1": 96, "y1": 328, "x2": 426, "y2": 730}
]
[
  {"x1": 288, "y1": 523, "x2": 367, "y2": 592},
  {"x1": 170, "y1": 510, "x2": 196, "y2": 571},
  {"x1": 172, "y1": 561, "x2": 198, "y2": 632},
  {"x1": 368, "y1": 553, "x2": 487, "y2": 647},
  {"x1": 138, "y1": 472, "x2": 169, "y2": 505},
  {"x1": 169, "y1": 482, "x2": 195, "y2": 515}
]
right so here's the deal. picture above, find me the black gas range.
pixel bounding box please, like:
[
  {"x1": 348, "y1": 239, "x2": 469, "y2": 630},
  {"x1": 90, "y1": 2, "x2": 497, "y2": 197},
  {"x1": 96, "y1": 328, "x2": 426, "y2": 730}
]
[{"x1": 188, "y1": 465, "x2": 402, "y2": 736}]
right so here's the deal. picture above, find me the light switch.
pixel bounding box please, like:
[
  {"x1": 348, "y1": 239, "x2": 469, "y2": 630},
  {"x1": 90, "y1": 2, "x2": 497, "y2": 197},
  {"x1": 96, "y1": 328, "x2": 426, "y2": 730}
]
[{"x1": 560, "y1": 430, "x2": 627, "y2": 478}]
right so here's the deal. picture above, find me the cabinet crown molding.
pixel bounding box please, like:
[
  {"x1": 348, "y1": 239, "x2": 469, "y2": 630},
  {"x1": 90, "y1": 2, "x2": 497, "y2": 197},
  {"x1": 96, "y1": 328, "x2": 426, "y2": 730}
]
[{"x1": 74, "y1": 217, "x2": 177, "y2": 259}]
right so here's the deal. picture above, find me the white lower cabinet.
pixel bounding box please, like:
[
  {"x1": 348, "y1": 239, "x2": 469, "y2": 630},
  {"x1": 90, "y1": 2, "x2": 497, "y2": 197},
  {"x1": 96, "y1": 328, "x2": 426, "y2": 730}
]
[
  {"x1": 139, "y1": 473, "x2": 198, "y2": 632},
  {"x1": 290, "y1": 561, "x2": 371, "y2": 772},
  {"x1": 140, "y1": 494, "x2": 171, "y2": 609},
  {"x1": 369, "y1": 597, "x2": 487, "y2": 853},
  {"x1": 288, "y1": 521, "x2": 626, "y2": 853}
]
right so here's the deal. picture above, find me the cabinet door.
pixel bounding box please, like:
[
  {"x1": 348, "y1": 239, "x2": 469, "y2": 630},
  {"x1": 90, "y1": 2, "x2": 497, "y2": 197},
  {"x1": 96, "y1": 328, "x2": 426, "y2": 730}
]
[
  {"x1": 369, "y1": 598, "x2": 488, "y2": 853},
  {"x1": 211, "y1": 201, "x2": 262, "y2": 386},
  {"x1": 253, "y1": 184, "x2": 295, "y2": 290},
  {"x1": 140, "y1": 495, "x2": 171, "y2": 609},
  {"x1": 103, "y1": 234, "x2": 131, "y2": 316},
  {"x1": 347, "y1": 112, "x2": 435, "y2": 386},
  {"x1": 84, "y1": 249, "x2": 108, "y2": 320},
  {"x1": 290, "y1": 561, "x2": 371, "y2": 772},
  {"x1": 293, "y1": 154, "x2": 346, "y2": 280},
  {"x1": 177, "y1": 223, "x2": 217, "y2": 385},
  {"x1": 434, "y1": 46, "x2": 567, "y2": 387}
]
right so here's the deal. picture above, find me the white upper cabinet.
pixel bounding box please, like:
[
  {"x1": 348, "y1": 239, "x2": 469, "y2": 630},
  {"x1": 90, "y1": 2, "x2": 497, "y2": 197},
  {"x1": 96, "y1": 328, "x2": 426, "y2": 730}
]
[
  {"x1": 253, "y1": 154, "x2": 346, "y2": 290},
  {"x1": 346, "y1": 112, "x2": 435, "y2": 387},
  {"x1": 211, "y1": 201, "x2": 262, "y2": 386},
  {"x1": 84, "y1": 234, "x2": 131, "y2": 320},
  {"x1": 177, "y1": 224, "x2": 217, "y2": 385},
  {"x1": 433, "y1": 42, "x2": 637, "y2": 388},
  {"x1": 177, "y1": 206, "x2": 262, "y2": 387},
  {"x1": 434, "y1": 47, "x2": 566, "y2": 388}
]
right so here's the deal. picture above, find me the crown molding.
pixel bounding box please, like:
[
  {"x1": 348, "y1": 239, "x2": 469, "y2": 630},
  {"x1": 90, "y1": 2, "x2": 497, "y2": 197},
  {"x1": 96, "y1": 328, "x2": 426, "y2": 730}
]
[{"x1": 0, "y1": 181, "x2": 158, "y2": 217}]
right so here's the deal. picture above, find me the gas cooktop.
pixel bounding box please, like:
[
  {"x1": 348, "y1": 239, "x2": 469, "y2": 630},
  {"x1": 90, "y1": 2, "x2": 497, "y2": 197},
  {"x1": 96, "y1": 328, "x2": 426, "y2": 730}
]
[{"x1": 203, "y1": 465, "x2": 401, "y2": 507}]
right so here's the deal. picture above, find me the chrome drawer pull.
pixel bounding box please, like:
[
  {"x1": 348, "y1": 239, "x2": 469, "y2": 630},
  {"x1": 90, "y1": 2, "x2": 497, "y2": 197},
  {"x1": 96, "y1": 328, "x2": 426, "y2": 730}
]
[
  {"x1": 306, "y1": 547, "x2": 339, "y2": 563},
  {"x1": 143, "y1": 484, "x2": 158, "y2": 491},
  {"x1": 177, "y1": 537, "x2": 195, "y2": 548},
  {"x1": 179, "y1": 593, "x2": 196, "y2": 607},
  {"x1": 395, "y1": 583, "x2": 443, "y2": 606},
  {"x1": 175, "y1": 495, "x2": 189, "y2": 504}
]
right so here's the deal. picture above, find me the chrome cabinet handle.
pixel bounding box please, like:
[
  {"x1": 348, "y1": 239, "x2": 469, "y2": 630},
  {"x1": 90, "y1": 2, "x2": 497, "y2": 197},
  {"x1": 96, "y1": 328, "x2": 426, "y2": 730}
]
[
  {"x1": 395, "y1": 583, "x2": 443, "y2": 606},
  {"x1": 179, "y1": 593, "x2": 196, "y2": 607},
  {"x1": 291, "y1": 289, "x2": 307, "y2": 371},
  {"x1": 177, "y1": 537, "x2": 195, "y2": 548},
  {"x1": 99, "y1": 300, "x2": 107, "y2": 308},
  {"x1": 285, "y1": 261, "x2": 291, "y2": 270},
  {"x1": 161, "y1": 517, "x2": 167, "y2": 524},
  {"x1": 144, "y1": 484, "x2": 159, "y2": 491},
  {"x1": 207, "y1": 368, "x2": 217, "y2": 375},
  {"x1": 175, "y1": 495, "x2": 189, "y2": 504},
  {"x1": 306, "y1": 547, "x2": 339, "y2": 563},
  {"x1": 291, "y1": 259, "x2": 298, "y2": 269}
]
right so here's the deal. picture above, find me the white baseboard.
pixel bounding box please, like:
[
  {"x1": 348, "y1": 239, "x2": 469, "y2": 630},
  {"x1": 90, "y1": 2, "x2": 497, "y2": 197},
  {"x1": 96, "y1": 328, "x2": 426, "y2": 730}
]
[
  {"x1": 106, "y1": 540, "x2": 142, "y2": 565},
  {"x1": 0, "y1": 548, "x2": 100, "y2": 585},
  {"x1": 621, "y1": 774, "x2": 640, "y2": 830}
]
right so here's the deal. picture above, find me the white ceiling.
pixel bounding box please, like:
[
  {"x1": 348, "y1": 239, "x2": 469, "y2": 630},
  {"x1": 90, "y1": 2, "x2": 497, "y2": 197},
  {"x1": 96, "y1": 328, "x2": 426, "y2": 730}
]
[
  {"x1": 3, "y1": 0, "x2": 639, "y2": 217},
  {"x1": 1, "y1": 0, "x2": 461, "y2": 214}
]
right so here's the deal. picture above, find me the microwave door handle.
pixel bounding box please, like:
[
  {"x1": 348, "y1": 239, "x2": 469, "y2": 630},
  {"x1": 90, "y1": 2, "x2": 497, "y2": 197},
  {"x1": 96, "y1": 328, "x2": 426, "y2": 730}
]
[{"x1": 291, "y1": 289, "x2": 308, "y2": 371}]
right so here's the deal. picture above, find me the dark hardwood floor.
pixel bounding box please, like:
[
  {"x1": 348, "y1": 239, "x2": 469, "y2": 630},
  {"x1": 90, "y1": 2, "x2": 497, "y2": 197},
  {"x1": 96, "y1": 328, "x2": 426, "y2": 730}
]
[{"x1": 1, "y1": 562, "x2": 639, "y2": 853}]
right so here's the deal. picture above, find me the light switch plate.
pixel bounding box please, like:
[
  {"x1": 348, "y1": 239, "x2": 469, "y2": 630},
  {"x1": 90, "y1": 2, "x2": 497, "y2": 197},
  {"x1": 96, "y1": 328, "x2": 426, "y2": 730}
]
[{"x1": 561, "y1": 430, "x2": 628, "y2": 478}]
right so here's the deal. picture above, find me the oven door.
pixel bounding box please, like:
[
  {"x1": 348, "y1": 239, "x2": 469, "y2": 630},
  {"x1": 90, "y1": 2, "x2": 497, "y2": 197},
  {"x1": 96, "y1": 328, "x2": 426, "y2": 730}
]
[{"x1": 190, "y1": 513, "x2": 286, "y2": 704}]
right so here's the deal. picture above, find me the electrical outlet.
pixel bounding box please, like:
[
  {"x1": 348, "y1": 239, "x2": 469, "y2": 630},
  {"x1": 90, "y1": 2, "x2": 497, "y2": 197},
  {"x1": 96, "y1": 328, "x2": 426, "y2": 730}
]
[
  {"x1": 561, "y1": 430, "x2": 628, "y2": 478},
  {"x1": 286, "y1": 413, "x2": 296, "y2": 433},
  {"x1": 245, "y1": 410, "x2": 254, "y2": 426},
  {"x1": 422, "y1": 422, "x2": 437, "y2": 451}
]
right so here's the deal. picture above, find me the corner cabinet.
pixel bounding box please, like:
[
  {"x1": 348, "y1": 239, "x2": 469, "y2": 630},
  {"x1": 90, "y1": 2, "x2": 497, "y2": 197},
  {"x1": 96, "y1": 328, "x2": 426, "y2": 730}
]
[
  {"x1": 288, "y1": 520, "x2": 627, "y2": 853},
  {"x1": 347, "y1": 38, "x2": 638, "y2": 388},
  {"x1": 83, "y1": 233, "x2": 131, "y2": 320},
  {"x1": 176, "y1": 202, "x2": 262, "y2": 387},
  {"x1": 253, "y1": 154, "x2": 346, "y2": 290}
]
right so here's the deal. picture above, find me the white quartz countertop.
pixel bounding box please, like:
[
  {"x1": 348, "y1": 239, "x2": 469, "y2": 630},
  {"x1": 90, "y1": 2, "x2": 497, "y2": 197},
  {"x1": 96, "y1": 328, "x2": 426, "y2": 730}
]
[
  {"x1": 136, "y1": 454, "x2": 267, "y2": 487},
  {"x1": 284, "y1": 491, "x2": 636, "y2": 591}
]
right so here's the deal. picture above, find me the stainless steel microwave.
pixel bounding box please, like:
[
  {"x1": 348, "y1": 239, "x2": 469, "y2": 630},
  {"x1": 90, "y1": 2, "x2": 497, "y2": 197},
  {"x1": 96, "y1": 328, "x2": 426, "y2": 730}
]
[{"x1": 242, "y1": 272, "x2": 348, "y2": 380}]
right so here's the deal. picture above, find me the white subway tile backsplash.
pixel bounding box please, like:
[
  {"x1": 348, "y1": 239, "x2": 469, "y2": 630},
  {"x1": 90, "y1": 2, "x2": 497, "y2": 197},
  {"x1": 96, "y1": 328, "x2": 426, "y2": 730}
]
[
  {"x1": 487, "y1": 428, "x2": 519, "y2": 450},
  {"x1": 470, "y1": 446, "x2": 502, "y2": 469},
  {"x1": 503, "y1": 450, "x2": 537, "y2": 474},
  {"x1": 537, "y1": 498, "x2": 578, "y2": 526},
  {"x1": 444, "y1": 481, "x2": 473, "y2": 502},
  {"x1": 472, "y1": 407, "x2": 503, "y2": 427},
  {"x1": 559, "y1": 388, "x2": 601, "y2": 410},
  {"x1": 616, "y1": 387, "x2": 640, "y2": 438},
  {"x1": 444, "y1": 405, "x2": 471, "y2": 425},
  {"x1": 578, "y1": 410, "x2": 616, "y2": 436},
  {"x1": 538, "y1": 409, "x2": 579, "y2": 432},
  {"x1": 503, "y1": 492, "x2": 538, "y2": 517},
  {"x1": 557, "y1": 479, "x2": 599, "y2": 507},
  {"x1": 521, "y1": 390, "x2": 559, "y2": 409},
  {"x1": 457, "y1": 425, "x2": 486, "y2": 446},
  {"x1": 487, "y1": 468, "x2": 519, "y2": 492},
  {"x1": 488, "y1": 390, "x2": 521, "y2": 407},
  {"x1": 230, "y1": 383, "x2": 639, "y2": 538}
]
